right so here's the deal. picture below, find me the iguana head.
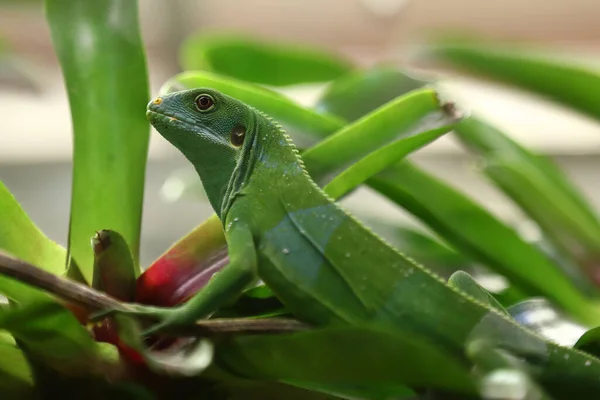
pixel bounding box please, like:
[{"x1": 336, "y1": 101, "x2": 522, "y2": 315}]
[{"x1": 147, "y1": 88, "x2": 257, "y2": 218}]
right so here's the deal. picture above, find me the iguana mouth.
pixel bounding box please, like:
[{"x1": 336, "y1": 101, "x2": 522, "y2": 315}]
[
  {"x1": 146, "y1": 110, "x2": 230, "y2": 147},
  {"x1": 147, "y1": 110, "x2": 198, "y2": 132},
  {"x1": 147, "y1": 110, "x2": 181, "y2": 124}
]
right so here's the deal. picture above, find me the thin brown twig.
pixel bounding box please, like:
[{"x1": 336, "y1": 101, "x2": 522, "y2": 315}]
[
  {"x1": 174, "y1": 317, "x2": 311, "y2": 337},
  {"x1": 0, "y1": 251, "x2": 125, "y2": 310},
  {"x1": 0, "y1": 251, "x2": 310, "y2": 335}
]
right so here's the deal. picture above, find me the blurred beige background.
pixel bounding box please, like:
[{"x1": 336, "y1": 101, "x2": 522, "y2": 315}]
[{"x1": 2, "y1": 0, "x2": 600, "y2": 265}]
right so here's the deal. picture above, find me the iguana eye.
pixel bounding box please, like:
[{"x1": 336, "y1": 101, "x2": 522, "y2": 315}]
[
  {"x1": 195, "y1": 94, "x2": 214, "y2": 111},
  {"x1": 231, "y1": 125, "x2": 246, "y2": 147}
]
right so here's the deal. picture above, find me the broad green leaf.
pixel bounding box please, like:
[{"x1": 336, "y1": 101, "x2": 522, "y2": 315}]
[
  {"x1": 205, "y1": 381, "x2": 352, "y2": 400},
  {"x1": 161, "y1": 70, "x2": 345, "y2": 143},
  {"x1": 183, "y1": 366, "x2": 353, "y2": 399},
  {"x1": 92, "y1": 230, "x2": 139, "y2": 302},
  {"x1": 216, "y1": 326, "x2": 475, "y2": 397},
  {"x1": 367, "y1": 161, "x2": 600, "y2": 325},
  {"x1": 0, "y1": 300, "x2": 119, "y2": 375},
  {"x1": 0, "y1": 181, "x2": 66, "y2": 302},
  {"x1": 455, "y1": 117, "x2": 600, "y2": 292},
  {"x1": 280, "y1": 382, "x2": 415, "y2": 400},
  {"x1": 19, "y1": 352, "x2": 154, "y2": 399},
  {"x1": 425, "y1": 37, "x2": 600, "y2": 121},
  {"x1": 0, "y1": 334, "x2": 33, "y2": 398},
  {"x1": 0, "y1": 182, "x2": 65, "y2": 275},
  {"x1": 180, "y1": 33, "x2": 353, "y2": 87},
  {"x1": 303, "y1": 88, "x2": 456, "y2": 187},
  {"x1": 316, "y1": 66, "x2": 426, "y2": 121},
  {"x1": 46, "y1": 0, "x2": 150, "y2": 282}
]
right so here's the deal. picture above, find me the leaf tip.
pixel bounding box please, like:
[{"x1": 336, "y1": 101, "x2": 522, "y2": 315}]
[{"x1": 92, "y1": 230, "x2": 112, "y2": 255}]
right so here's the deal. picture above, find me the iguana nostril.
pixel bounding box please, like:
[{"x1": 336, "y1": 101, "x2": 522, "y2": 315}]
[{"x1": 153, "y1": 97, "x2": 162, "y2": 105}]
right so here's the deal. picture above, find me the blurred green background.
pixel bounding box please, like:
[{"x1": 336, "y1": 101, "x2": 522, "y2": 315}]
[{"x1": 2, "y1": 0, "x2": 600, "y2": 270}]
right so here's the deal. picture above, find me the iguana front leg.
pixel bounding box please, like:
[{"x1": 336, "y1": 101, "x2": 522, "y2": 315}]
[{"x1": 93, "y1": 222, "x2": 258, "y2": 335}]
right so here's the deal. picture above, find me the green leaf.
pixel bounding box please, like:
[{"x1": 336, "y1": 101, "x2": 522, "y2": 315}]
[
  {"x1": 46, "y1": 0, "x2": 150, "y2": 282},
  {"x1": 426, "y1": 37, "x2": 600, "y2": 121},
  {"x1": 362, "y1": 217, "x2": 527, "y2": 306},
  {"x1": 361, "y1": 218, "x2": 472, "y2": 275},
  {"x1": 448, "y1": 271, "x2": 508, "y2": 315},
  {"x1": 324, "y1": 124, "x2": 452, "y2": 199},
  {"x1": 19, "y1": 353, "x2": 154, "y2": 400},
  {"x1": 0, "y1": 334, "x2": 33, "y2": 398},
  {"x1": 288, "y1": 384, "x2": 415, "y2": 400},
  {"x1": 455, "y1": 117, "x2": 600, "y2": 292},
  {"x1": 177, "y1": 366, "x2": 353, "y2": 400},
  {"x1": 575, "y1": 326, "x2": 600, "y2": 358},
  {"x1": 0, "y1": 181, "x2": 66, "y2": 302},
  {"x1": 92, "y1": 230, "x2": 139, "y2": 302},
  {"x1": 216, "y1": 326, "x2": 475, "y2": 397},
  {"x1": 0, "y1": 182, "x2": 65, "y2": 275},
  {"x1": 160, "y1": 70, "x2": 345, "y2": 143},
  {"x1": 303, "y1": 88, "x2": 457, "y2": 187},
  {"x1": 180, "y1": 33, "x2": 353, "y2": 87},
  {"x1": 0, "y1": 300, "x2": 119, "y2": 375},
  {"x1": 367, "y1": 161, "x2": 600, "y2": 325},
  {"x1": 4, "y1": 303, "x2": 151, "y2": 398},
  {"x1": 316, "y1": 66, "x2": 426, "y2": 121}
]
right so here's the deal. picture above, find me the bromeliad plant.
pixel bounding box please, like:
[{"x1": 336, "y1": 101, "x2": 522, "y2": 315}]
[{"x1": 3, "y1": 1, "x2": 600, "y2": 399}]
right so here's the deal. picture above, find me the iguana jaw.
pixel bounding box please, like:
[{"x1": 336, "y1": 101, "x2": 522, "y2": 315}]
[
  {"x1": 146, "y1": 109, "x2": 230, "y2": 148},
  {"x1": 146, "y1": 102, "x2": 239, "y2": 222}
]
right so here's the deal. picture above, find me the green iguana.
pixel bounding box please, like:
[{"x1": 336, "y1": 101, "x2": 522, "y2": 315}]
[{"x1": 102, "y1": 88, "x2": 600, "y2": 393}]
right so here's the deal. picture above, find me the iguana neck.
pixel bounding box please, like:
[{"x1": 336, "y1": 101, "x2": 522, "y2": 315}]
[
  {"x1": 187, "y1": 145, "x2": 237, "y2": 218},
  {"x1": 158, "y1": 127, "x2": 236, "y2": 219},
  {"x1": 247, "y1": 110, "x2": 310, "y2": 197},
  {"x1": 187, "y1": 109, "x2": 306, "y2": 221}
]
